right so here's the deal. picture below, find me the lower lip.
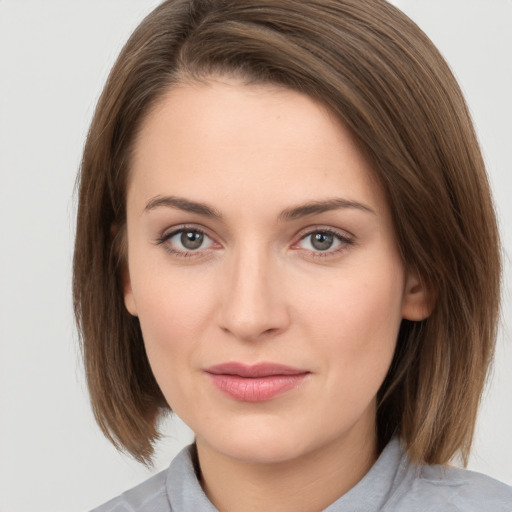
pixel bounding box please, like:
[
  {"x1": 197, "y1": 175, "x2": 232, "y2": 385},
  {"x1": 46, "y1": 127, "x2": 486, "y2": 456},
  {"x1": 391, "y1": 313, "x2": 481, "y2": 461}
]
[{"x1": 206, "y1": 373, "x2": 308, "y2": 402}]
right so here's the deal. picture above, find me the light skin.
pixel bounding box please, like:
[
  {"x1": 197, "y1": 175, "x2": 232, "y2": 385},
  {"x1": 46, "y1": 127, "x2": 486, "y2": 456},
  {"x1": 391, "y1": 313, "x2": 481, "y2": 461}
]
[{"x1": 123, "y1": 77, "x2": 429, "y2": 512}]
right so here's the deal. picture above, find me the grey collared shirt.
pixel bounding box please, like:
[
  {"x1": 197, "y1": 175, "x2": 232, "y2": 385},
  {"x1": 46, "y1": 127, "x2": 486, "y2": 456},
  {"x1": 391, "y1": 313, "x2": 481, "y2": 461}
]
[{"x1": 90, "y1": 438, "x2": 512, "y2": 511}]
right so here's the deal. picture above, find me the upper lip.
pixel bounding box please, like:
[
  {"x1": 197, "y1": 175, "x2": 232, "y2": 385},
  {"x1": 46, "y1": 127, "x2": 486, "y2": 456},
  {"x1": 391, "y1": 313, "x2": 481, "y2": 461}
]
[{"x1": 205, "y1": 362, "x2": 309, "y2": 378}]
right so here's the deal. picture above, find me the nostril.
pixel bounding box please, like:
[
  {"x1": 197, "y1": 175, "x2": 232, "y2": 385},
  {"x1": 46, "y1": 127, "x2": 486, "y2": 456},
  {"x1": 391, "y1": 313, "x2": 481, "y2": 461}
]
[{"x1": 219, "y1": 319, "x2": 284, "y2": 343}]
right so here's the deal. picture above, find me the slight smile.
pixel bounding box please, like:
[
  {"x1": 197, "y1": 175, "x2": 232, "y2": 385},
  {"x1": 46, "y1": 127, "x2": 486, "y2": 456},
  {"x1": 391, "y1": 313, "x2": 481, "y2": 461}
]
[{"x1": 204, "y1": 363, "x2": 310, "y2": 402}]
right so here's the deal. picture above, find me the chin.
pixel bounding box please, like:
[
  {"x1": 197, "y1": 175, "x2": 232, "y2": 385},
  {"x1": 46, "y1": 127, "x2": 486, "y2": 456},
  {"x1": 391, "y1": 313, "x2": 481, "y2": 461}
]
[
  {"x1": 221, "y1": 438, "x2": 307, "y2": 465},
  {"x1": 196, "y1": 418, "x2": 327, "y2": 466}
]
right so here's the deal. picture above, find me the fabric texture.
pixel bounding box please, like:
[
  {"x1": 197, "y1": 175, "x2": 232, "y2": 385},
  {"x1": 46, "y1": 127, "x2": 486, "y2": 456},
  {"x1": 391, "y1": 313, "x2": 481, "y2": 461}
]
[{"x1": 90, "y1": 438, "x2": 512, "y2": 511}]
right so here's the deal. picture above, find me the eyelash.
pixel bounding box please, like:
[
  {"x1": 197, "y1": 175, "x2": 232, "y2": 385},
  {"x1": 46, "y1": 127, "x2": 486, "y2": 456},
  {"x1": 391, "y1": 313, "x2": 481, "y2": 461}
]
[
  {"x1": 294, "y1": 228, "x2": 354, "y2": 258},
  {"x1": 155, "y1": 225, "x2": 215, "y2": 258},
  {"x1": 155, "y1": 225, "x2": 354, "y2": 259}
]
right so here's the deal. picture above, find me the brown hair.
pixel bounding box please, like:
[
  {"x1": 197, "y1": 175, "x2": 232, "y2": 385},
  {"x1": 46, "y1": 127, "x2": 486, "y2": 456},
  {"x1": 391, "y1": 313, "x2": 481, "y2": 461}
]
[{"x1": 73, "y1": 0, "x2": 501, "y2": 465}]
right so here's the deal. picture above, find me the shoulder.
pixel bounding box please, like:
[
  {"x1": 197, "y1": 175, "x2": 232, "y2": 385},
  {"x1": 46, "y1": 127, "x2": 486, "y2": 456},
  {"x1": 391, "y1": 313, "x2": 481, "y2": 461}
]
[
  {"x1": 88, "y1": 445, "x2": 213, "y2": 512},
  {"x1": 89, "y1": 469, "x2": 170, "y2": 512},
  {"x1": 389, "y1": 462, "x2": 512, "y2": 512}
]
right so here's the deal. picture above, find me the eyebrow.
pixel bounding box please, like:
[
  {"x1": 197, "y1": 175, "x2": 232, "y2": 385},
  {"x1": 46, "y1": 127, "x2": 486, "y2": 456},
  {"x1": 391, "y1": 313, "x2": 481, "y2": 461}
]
[
  {"x1": 278, "y1": 198, "x2": 376, "y2": 221},
  {"x1": 144, "y1": 195, "x2": 222, "y2": 218},
  {"x1": 143, "y1": 195, "x2": 375, "y2": 220}
]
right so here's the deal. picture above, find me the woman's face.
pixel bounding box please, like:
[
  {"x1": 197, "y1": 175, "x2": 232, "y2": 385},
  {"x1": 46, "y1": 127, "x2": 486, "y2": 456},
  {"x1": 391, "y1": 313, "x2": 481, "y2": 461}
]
[{"x1": 124, "y1": 78, "x2": 426, "y2": 465}]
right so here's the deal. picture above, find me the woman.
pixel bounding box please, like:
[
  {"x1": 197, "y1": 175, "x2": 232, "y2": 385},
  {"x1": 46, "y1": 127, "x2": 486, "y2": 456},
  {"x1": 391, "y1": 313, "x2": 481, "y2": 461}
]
[{"x1": 73, "y1": 0, "x2": 512, "y2": 510}]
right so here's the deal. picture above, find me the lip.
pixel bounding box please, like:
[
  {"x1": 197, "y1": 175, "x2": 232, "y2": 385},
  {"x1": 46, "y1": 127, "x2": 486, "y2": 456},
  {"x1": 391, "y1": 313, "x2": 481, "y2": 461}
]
[{"x1": 204, "y1": 362, "x2": 310, "y2": 402}]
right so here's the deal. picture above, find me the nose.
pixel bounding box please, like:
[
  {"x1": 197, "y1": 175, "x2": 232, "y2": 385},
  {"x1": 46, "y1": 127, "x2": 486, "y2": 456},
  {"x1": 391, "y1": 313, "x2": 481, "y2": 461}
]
[{"x1": 217, "y1": 246, "x2": 291, "y2": 342}]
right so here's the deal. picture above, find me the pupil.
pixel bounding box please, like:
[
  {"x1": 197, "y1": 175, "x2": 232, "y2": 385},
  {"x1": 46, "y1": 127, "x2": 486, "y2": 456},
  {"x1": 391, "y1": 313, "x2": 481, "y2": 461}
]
[
  {"x1": 311, "y1": 232, "x2": 333, "y2": 251},
  {"x1": 181, "y1": 231, "x2": 203, "y2": 250}
]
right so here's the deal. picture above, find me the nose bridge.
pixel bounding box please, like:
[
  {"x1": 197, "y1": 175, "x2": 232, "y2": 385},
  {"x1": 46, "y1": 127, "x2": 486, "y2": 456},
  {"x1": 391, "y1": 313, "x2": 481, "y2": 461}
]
[{"x1": 218, "y1": 240, "x2": 288, "y2": 341}]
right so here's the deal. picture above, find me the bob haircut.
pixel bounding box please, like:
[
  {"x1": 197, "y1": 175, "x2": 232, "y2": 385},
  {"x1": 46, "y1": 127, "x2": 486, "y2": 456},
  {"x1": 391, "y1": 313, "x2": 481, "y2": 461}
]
[{"x1": 73, "y1": 0, "x2": 501, "y2": 465}]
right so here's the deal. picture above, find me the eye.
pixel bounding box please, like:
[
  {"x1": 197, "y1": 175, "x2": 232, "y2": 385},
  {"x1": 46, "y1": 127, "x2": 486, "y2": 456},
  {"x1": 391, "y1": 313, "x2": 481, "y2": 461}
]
[
  {"x1": 174, "y1": 230, "x2": 207, "y2": 250},
  {"x1": 295, "y1": 229, "x2": 353, "y2": 254},
  {"x1": 157, "y1": 227, "x2": 217, "y2": 256}
]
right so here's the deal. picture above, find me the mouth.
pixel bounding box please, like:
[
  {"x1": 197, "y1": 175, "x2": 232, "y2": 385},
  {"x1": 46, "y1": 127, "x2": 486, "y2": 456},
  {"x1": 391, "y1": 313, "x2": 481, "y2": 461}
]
[{"x1": 204, "y1": 362, "x2": 310, "y2": 402}]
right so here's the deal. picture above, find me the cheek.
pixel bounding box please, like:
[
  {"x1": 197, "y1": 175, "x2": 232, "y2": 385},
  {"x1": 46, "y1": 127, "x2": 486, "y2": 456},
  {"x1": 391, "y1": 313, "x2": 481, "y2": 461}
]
[
  {"x1": 139, "y1": 286, "x2": 212, "y2": 340},
  {"x1": 133, "y1": 281, "x2": 214, "y2": 417},
  {"x1": 129, "y1": 264, "x2": 218, "y2": 387},
  {"x1": 295, "y1": 256, "x2": 405, "y2": 388}
]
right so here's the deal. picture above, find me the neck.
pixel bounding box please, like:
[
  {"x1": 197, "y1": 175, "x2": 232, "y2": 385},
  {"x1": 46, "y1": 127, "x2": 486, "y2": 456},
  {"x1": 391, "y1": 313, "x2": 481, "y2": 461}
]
[{"x1": 196, "y1": 419, "x2": 378, "y2": 512}]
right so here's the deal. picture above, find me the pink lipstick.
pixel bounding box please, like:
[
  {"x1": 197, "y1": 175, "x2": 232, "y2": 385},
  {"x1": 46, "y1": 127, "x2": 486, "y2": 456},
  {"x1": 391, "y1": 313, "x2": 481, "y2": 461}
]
[{"x1": 204, "y1": 362, "x2": 309, "y2": 402}]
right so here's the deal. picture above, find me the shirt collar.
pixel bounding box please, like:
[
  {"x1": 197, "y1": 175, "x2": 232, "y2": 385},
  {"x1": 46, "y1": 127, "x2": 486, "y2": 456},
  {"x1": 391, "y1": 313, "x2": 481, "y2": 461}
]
[{"x1": 165, "y1": 438, "x2": 410, "y2": 512}]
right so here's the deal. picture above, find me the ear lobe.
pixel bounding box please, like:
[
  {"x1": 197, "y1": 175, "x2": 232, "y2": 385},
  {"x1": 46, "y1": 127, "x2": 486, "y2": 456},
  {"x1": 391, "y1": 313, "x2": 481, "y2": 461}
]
[
  {"x1": 122, "y1": 264, "x2": 138, "y2": 317},
  {"x1": 401, "y1": 270, "x2": 432, "y2": 321}
]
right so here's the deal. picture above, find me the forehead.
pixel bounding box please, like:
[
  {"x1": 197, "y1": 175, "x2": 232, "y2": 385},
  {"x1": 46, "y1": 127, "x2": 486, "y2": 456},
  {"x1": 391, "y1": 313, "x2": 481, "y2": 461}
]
[{"x1": 128, "y1": 78, "x2": 388, "y2": 218}]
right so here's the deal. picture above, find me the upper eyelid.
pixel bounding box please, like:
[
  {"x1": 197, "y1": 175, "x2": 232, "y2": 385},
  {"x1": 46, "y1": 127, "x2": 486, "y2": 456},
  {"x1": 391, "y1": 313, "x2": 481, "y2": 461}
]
[
  {"x1": 293, "y1": 229, "x2": 355, "y2": 260},
  {"x1": 295, "y1": 225, "x2": 355, "y2": 241},
  {"x1": 292, "y1": 227, "x2": 355, "y2": 253},
  {"x1": 156, "y1": 226, "x2": 218, "y2": 257},
  {"x1": 156, "y1": 224, "x2": 354, "y2": 248},
  {"x1": 155, "y1": 226, "x2": 212, "y2": 251},
  {"x1": 160, "y1": 224, "x2": 212, "y2": 240}
]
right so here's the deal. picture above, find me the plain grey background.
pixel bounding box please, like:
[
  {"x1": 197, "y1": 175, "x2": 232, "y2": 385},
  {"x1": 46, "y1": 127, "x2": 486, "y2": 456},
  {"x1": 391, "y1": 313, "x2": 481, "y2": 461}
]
[{"x1": 0, "y1": 1, "x2": 511, "y2": 511}]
